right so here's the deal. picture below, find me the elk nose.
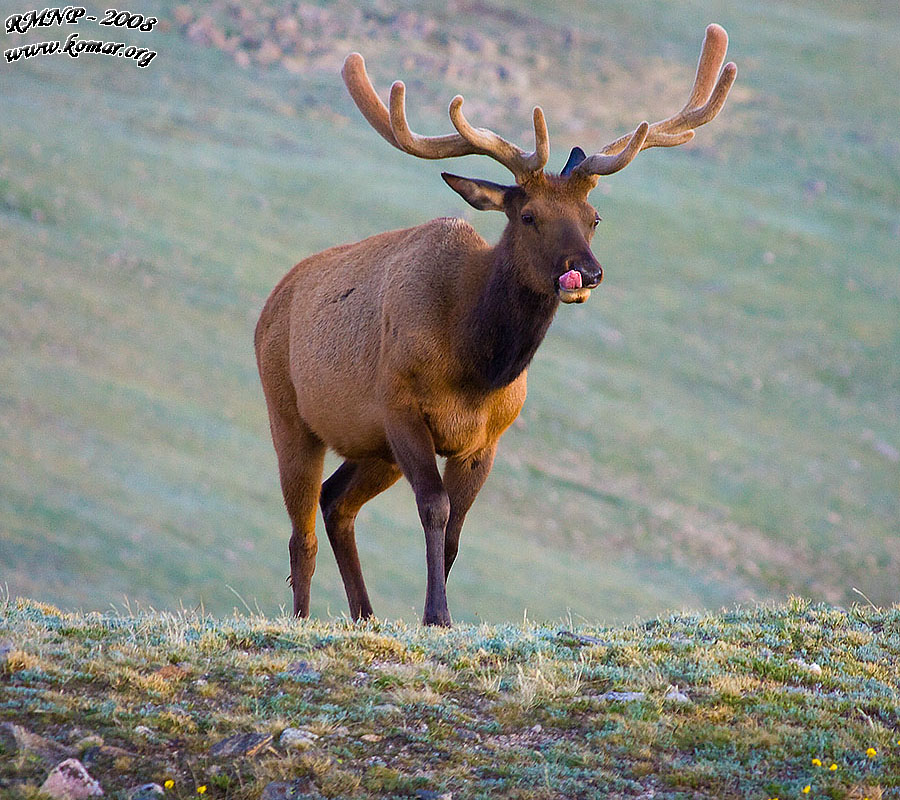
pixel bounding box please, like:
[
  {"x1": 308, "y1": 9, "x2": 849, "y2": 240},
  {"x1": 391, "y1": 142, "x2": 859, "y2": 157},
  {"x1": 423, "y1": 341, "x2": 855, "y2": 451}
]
[{"x1": 563, "y1": 255, "x2": 603, "y2": 288}]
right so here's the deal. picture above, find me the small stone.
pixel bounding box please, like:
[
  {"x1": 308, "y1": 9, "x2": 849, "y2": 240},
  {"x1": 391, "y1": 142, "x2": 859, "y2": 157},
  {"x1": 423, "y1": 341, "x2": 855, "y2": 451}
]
[
  {"x1": 665, "y1": 686, "x2": 691, "y2": 703},
  {"x1": 415, "y1": 791, "x2": 452, "y2": 800},
  {"x1": 0, "y1": 639, "x2": 13, "y2": 666},
  {"x1": 530, "y1": 724, "x2": 542, "y2": 733},
  {"x1": 279, "y1": 727, "x2": 318, "y2": 750},
  {"x1": 260, "y1": 778, "x2": 317, "y2": 800},
  {"x1": 789, "y1": 657, "x2": 823, "y2": 675},
  {"x1": 360, "y1": 733, "x2": 382, "y2": 743},
  {"x1": 600, "y1": 691, "x2": 645, "y2": 702},
  {"x1": 281, "y1": 660, "x2": 321, "y2": 683},
  {"x1": 209, "y1": 732, "x2": 275, "y2": 758},
  {"x1": 40, "y1": 758, "x2": 104, "y2": 799},
  {"x1": 126, "y1": 784, "x2": 164, "y2": 800},
  {"x1": 133, "y1": 725, "x2": 154, "y2": 739},
  {"x1": 557, "y1": 630, "x2": 607, "y2": 647}
]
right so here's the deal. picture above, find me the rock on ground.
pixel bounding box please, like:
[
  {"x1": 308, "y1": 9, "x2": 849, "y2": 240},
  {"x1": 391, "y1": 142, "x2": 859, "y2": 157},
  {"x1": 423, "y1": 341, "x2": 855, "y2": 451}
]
[
  {"x1": 0, "y1": 722, "x2": 74, "y2": 764},
  {"x1": 259, "y1": 778, "x2": 318, "y2": 799},
  {"x1": 39, "y1": 758, "x2": 104, "y2": 799},
  {"x1": 209, "y1": 731, "x2": 275, "y2": 758},
  {"x1": 665, "y1": 685, "x2": 692, "y2": 703},
  {"x1": 279, "y1": 727, "x2": 319, "y2": 749},
  {"x1": 600, "y1": 691, "x2": 645, "y2": 702},
  {"x1": 126, "y1": 784, "x2": 165, "y2": 800}
]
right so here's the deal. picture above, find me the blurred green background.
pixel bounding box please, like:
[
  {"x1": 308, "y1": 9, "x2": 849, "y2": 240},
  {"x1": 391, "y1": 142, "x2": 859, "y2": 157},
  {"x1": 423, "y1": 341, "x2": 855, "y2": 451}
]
[{"x1": 1, "y1": 0, "x2": 898, "y2": 624}]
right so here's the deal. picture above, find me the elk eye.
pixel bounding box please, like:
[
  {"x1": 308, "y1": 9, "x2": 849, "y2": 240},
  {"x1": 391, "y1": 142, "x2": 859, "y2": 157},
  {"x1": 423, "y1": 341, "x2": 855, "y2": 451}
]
[
  {"x1": 592, "y1": 215, "x2": 602, "y2": 227},
  {"x1": 521, "y1": 212, "x2": 535, "y2": 225}
]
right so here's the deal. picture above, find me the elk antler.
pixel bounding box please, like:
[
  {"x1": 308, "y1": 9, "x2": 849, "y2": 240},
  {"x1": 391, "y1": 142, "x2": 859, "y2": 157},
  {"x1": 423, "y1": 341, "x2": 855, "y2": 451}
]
[
  {"x1": 342, "y1": 53, "x2": 549, "y2": 180},
  {"x1": 575, "y1": 24, "x2": 737, "y2": 178}
]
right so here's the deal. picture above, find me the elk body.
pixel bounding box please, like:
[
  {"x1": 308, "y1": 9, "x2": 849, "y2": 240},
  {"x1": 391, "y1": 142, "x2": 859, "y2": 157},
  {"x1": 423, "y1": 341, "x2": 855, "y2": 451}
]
[{"x1": 255, "y1": 25, "x2": 736, "y2": 625}]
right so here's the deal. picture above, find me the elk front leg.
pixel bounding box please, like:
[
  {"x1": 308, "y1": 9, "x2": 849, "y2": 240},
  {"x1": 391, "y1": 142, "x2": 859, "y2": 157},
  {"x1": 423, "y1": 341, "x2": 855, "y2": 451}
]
[
  {"x1": 442, "y1": 444, "x2": 496, "y2": 581},
  {"x1": 320, "y1": 458, "x2": 402, "y2": 621},
  {"x1": 385, "y1": 410, "x2": 452, "y2": 626}
]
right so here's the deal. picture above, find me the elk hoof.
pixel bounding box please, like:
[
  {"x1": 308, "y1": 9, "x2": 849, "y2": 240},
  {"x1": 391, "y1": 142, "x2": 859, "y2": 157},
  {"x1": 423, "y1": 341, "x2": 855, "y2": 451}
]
[{"x1": 423, "y1": 608, "x2": 452, "y2": 627}]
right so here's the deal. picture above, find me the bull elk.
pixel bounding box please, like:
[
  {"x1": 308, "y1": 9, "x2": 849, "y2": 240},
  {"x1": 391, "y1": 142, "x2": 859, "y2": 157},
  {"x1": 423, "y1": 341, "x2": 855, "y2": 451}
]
[{"x1": 255, "y1": 25, "x2": 736, "y2": 625}]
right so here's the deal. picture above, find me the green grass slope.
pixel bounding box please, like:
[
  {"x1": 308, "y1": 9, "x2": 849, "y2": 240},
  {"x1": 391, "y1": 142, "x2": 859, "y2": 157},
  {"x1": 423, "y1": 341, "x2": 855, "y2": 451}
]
[
  {"x1": 1, "y1": 0, "x2": 898, "y2": 622},
  {"x1": 2, "y1": 598, "x2": 899, "y2": 798}
]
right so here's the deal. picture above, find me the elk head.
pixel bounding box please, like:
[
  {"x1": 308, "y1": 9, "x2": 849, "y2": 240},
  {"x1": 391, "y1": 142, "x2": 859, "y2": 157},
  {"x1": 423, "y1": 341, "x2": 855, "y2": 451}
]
[{"x1": 342, "y1": 24, "x2": 737, "y2": 303}]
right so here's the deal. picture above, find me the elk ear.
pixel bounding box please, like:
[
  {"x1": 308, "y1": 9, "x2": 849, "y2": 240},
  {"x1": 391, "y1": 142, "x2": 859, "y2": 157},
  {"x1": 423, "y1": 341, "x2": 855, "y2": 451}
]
[
  {"x1": 441, "y1": 173, "x2": 512, "y2": 212},
  {"x1": 560, "y1": 146, "x2": 587, "y2": 177}
]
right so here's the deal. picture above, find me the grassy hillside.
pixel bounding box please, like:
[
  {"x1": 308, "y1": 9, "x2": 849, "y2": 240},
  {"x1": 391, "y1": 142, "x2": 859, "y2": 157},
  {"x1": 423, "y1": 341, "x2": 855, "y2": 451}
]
[
  {"x1": 2, "y1": 598, "x2": 899, "y2": 799},
  {"x1": 1, "y1": 0, "x2": 898, "y2": 623}
]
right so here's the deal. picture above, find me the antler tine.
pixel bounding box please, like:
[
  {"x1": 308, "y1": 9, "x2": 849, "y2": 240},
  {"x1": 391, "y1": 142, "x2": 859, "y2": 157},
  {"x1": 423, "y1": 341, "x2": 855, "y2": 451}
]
[
  {"x1": 644, "y1": 58, "x2": 737, "y2": 144},
  {"x1": 388, "y1": 81, "x2": 476, "y2": 159},
  {"x1": 343, "y1": 52, "x2": 549, "y2": 179},
  {"x1": 633, "y1": 24, "x2": 735, "y2": 150},
  {"x1": 686, "y1": 24, "x2": 730, "y2": 112},
  {"x1": 576, "y1": 122, "x2": 649, "y2": 176},
  {"x1": 344, "y1": 52, "x2": 479, "y2": 159},
  {"x1": 342, "y1": 53, "x2": 404, "y2": 151},
  {"x1": 575, "y1": 24, "x2": 737, "y2": 178},
  {"x1": 449, "y1": 96, "x2": 550, "y2": 177}
]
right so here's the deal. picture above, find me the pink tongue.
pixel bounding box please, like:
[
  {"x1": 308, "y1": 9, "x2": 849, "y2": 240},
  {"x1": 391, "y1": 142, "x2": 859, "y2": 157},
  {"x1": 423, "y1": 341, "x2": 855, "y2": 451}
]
[{"x1": 559, "y1": 269, "x2": 582, "y2": 291}]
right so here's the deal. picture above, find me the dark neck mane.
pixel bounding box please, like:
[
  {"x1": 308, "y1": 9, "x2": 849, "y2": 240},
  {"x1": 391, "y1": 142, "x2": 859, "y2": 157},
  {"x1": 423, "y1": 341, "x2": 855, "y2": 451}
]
[{"x1": 461, "y1": 247, "x2": 558, "y2": 391}]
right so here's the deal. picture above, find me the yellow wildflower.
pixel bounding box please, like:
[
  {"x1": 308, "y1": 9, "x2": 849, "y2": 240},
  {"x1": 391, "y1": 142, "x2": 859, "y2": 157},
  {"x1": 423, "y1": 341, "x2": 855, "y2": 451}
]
[
  {"x1": 866, "y1": 747, "x2": 877, "y2": 758},
  {"x1": 811, "y1": 758, "x2": 822, "y2": 767},
  {"x1": 197, "y1": 787, "x2": 207, "y2": 795},
  {"x1": 829, "y1": 763, "x2": 838, "y2": 771},
  {"x1": 802, "y1": 786, "x2": 811, "y2": 795},
  {"x1": 164, "y1": 780, "x2": 175, "y2": 790}
]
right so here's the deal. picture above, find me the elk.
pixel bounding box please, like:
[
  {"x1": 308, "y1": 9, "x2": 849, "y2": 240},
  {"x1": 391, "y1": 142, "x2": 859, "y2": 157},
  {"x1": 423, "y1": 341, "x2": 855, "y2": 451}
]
[{"x1": 255, "y1": 25, "x2": 736, "y2": 625}]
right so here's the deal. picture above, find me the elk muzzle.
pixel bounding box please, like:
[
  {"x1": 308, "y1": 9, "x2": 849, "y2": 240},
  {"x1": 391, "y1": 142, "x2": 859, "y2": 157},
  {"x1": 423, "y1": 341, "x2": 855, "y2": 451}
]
[{"x1": 557, "y1": 254, "x2": 603, "y2": 304}]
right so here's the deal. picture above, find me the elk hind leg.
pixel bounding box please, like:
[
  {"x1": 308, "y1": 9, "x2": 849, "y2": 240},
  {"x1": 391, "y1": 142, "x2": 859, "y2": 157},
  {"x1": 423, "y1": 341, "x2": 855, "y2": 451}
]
[
  {"x1": 270, "y1": 410, "x2": 326, "y2": 618},
  {"x1": 320, "y1": 458, "x2": 401, "y2": 621}
]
